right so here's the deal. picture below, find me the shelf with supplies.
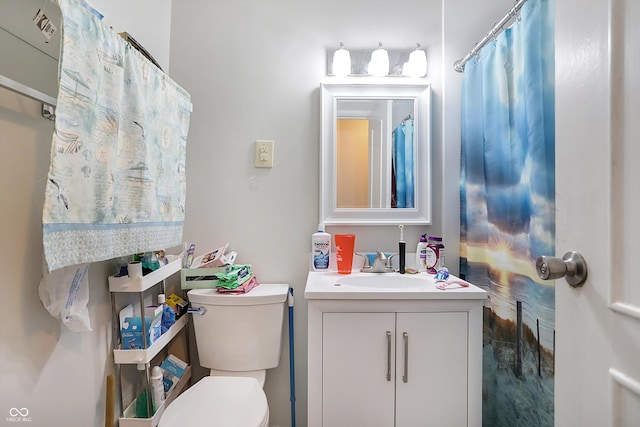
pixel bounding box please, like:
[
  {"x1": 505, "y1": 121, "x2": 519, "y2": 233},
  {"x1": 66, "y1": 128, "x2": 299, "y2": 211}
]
[
  {"x1": 108, "y1": 252, "x2": 191, "y2": 427},
  {"x1": 119, "y1": 366, "x2": 192, "y2": 427},
  {"x1": 114, "y1": 314, "x2": 189, "y2": 364},
  {"x1": 109, "y1": 255, "x2": 183, "y2": 293}
]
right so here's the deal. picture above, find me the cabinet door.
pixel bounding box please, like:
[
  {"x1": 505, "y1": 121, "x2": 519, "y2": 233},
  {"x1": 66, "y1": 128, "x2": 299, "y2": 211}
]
[
  {"x1": 396, "y1": 312, "x2": 468, "y2": 427},
  {"x1": 322, "y1": 312, "x2": 395, "y2": 427}
]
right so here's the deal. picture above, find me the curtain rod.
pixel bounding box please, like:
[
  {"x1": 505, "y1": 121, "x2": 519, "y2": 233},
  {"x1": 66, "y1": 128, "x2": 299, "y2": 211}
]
[{"x1": 453, "y1": 0, "x2": 528, "y2": 73}]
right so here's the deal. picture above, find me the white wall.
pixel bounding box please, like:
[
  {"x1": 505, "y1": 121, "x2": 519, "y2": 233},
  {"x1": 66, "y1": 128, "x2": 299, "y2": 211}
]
[
  {"x1": 0, "y1": 0, "x2": 513, "y2": 426},
  {"x1": 0, "y1": 1, "x2": 173, "y2": 426},
  {"x1": 168, "y1": 1, "x2": 510, "y2": 426},
  {"x1": 169, "y1": 2, "x2": 442, "y2": 426}
]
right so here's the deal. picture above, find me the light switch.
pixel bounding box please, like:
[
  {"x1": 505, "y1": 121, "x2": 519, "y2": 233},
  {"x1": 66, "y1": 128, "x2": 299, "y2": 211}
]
[{"x1": 254, "y1": 140, "x2": 274, "y2": 168}]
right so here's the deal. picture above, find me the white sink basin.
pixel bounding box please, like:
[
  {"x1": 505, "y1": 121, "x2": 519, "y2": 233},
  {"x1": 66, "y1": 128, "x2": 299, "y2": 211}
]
[
  {"x1": 304, "y1": 271, "x2": 487, "y2": 300},
  {"x1": 335, "y1": 274, "x2": 427, "y2": 289}
]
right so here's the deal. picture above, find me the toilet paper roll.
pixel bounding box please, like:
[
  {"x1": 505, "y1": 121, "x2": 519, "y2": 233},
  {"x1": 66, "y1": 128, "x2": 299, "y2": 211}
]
[{"x1": 128, "y1": 261, "x2": 143, "y2": 278}]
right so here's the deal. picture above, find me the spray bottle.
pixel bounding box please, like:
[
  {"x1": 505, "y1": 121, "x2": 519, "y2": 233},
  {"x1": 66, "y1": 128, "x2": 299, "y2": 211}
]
[{"x1": 150, "y1": 366, "x2": 165, "y2": 413}]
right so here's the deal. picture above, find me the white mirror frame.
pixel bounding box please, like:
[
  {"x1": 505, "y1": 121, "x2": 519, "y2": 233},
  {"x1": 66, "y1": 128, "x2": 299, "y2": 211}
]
[{"x1": 320, "y1": 80, "x2": 431, "y2": 225}]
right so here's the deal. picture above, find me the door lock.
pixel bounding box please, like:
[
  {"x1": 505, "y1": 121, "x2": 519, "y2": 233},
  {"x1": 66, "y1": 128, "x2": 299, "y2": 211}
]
[{"x1": 535, "y1": 251, "x2": 588, "y2": 287}]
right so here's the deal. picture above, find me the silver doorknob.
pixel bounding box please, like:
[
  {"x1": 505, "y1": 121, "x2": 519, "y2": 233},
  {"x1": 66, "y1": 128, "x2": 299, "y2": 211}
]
[{"x1": 535, "y1": 251, "x2": 588, "y2": 287}]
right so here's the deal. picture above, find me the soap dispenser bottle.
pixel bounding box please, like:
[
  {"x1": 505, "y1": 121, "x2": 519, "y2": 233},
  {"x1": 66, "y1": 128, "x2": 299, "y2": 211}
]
[
  {"x1": 415, "y1": 234, "x2": 428, "y2": 272},
  {"x1": 312, "y1": 224, "x2": 331, "y2": 271}
]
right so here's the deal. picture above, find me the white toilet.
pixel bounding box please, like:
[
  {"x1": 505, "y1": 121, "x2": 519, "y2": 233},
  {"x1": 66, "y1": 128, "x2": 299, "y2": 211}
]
[{"x1": 159, "y1": 283, "x2": 289, "y2": 427}]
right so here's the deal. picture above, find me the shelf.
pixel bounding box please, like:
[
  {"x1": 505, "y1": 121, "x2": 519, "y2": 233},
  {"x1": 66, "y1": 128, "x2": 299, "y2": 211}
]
[
  {"x1": 109, "y1": 255, "x2": 183, "y2": 293},
  {"x1": 119, "y1": 366, "x2": 192, "y2": 427},
  {"x1": 114, "y1": 315, "x2": 189, "y2": 364}
]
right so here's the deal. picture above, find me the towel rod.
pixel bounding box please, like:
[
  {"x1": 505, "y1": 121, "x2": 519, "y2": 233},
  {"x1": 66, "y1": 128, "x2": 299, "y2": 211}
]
[{"x1": 0, "y1": 74, "x2": 57, "y2": 106}]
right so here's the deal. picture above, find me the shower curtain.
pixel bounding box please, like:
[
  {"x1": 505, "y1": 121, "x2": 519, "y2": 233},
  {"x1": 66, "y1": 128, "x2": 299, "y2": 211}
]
[
  {"x1": 392, "y1": 119, "x2": 414, "y2": 208},
  {"x1": 459, "y1": 0, "x2": 554, "y2": 426}
]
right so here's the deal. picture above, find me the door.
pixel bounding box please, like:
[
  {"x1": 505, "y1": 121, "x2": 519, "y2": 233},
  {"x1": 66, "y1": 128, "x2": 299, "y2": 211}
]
[
  {"x1": 322, "y1": 312, "x2": 395, "y2": 427},
  {"x1": 555, "y1": 1, "x2": 640, "y2": 426},
  {"x1": 395, "y1": 312, "x2": 468, "y2": 427}
]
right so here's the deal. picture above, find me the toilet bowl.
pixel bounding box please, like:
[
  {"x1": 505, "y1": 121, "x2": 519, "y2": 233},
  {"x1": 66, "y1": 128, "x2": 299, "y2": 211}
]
[{"x1": 158, "y1": 376, "x2": 268, "y2": 427}]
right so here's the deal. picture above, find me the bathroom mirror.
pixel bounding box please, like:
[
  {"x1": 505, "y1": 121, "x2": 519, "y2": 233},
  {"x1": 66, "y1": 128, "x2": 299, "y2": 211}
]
[{"x1": 320, "y1": 81, "x2": 431, "y2": 225}]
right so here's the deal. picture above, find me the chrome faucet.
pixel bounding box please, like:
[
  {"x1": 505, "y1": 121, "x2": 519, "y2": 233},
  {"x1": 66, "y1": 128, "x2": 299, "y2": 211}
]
[{"x1": 360, "y1": 251, "x2": 395, "y2": 273}]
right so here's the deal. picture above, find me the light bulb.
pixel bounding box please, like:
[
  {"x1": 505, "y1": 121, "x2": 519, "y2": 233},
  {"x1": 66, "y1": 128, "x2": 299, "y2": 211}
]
[
  {"x1": 332, "y1": 43, "x2": 351, "y2": 77},
  {"x1": 368, "y1": 42, "x2": 389, "y2": 77},
  {"x1": 403, "y1": 44, "x2": 427, "y2": 77}
]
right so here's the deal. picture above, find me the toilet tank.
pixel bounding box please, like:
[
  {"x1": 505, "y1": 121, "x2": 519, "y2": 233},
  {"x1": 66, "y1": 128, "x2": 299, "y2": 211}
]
[{"x1": 187, "y1": 284, "x2": 289, "y2": 372}]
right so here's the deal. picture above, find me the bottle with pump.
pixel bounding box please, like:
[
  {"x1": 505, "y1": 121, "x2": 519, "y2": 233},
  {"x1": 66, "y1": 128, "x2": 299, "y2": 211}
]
[
  {"x1": 312, "y1": 224, "x2": 331, "y2": 271},
  {"x1": 415, "y1": 234, "x2": 428, "y2": 272}
]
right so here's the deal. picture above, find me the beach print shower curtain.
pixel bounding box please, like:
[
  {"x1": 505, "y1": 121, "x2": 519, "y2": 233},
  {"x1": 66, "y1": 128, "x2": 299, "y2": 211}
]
[{"x1": 459, "y1": 0, "x2": 555, "y2": 425}]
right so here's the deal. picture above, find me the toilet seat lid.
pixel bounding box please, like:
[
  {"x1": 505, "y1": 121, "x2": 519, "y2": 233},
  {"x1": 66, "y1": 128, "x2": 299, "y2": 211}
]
[{"x1": 159, "y1": 376, "x2": 268, "y2": 427}]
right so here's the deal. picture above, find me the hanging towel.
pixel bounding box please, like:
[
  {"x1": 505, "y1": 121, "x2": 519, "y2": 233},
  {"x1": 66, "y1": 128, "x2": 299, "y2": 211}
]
[{"x1": 42, "y1": 0, "x2": 192, "y2": 271}]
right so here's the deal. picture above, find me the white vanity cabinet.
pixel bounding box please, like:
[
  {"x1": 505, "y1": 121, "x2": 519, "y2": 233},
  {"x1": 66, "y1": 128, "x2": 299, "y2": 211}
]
[
  {"x1": 322, "y1": 311, "x2": 468, "y2": 427},
  {"x1": 305, "y1": 271, "x2": 486, "y2": 427}
]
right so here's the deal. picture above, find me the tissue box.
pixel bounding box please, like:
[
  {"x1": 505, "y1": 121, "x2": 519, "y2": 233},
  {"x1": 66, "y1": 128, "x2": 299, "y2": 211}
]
[
  {"x1": 120, "y1": 305, "x2": 162, "y2": 349},
  {"x1": 160, "y1": 354, "x2": 188, "y2": 393}
]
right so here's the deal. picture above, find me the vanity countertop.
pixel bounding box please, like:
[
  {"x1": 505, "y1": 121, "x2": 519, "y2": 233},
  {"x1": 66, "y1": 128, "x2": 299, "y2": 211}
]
[{"x1": 304, "y1": 270, "x2": 488, "y2": 300}]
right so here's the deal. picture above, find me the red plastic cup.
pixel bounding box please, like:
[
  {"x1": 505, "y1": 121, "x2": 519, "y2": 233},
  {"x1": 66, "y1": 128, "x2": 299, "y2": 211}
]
[{"x1": 335, "y1": 234, "x2": 356, "y2": 274}]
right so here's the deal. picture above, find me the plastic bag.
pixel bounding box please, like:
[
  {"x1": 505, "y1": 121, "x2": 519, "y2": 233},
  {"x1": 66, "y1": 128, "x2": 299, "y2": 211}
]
[{"x1": 38, "y1": 263, "x2": 92, "y2": 332}]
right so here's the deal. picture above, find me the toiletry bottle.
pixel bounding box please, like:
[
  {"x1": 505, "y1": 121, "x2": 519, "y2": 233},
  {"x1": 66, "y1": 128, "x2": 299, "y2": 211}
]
[
  {"x1": 157, "y1": 294, "x2": 175, "y2": 334},
  {"x1": 142, "y1": 252, "x2": 160, "y2": 274},
  {"x1": 135, "y1": 363, "x2": 150, "y2": 418},
  {"x1": 415, "y1": 234, "x2": 428, "y2": 272},
  {"x1": 312, "y1": 224, "x2": 331, "y2": 271},
  {"x1": 425, "y1": 236, "x2": 443, "y2": 274},
  {"x1": 437, "y1": 239, "x2": 445, "y2": 270},
  {"x1": 150, "y1": 366, "x2": 165, "y2": 413}
]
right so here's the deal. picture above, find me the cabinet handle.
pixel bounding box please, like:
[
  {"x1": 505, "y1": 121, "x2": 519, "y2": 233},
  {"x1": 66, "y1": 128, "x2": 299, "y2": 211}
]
[
  {"x1": 386, "y1": 331, "x2": 392, "y2": 381},
  {"x1": 402, "y1": 332, "x2": 409, "y2": 383}
]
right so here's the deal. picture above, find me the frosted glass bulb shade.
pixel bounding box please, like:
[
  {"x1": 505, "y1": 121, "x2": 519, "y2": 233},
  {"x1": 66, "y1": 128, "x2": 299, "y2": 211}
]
[
  {"x1": 403, "y1": 49, "x2": 427, "y2": 77},
  {"x1": 368, "y1": 48, "x2": 389, "y2": 77},
  {"x1": 332, "y1": 48, "x2": 351, "y2": 77}
]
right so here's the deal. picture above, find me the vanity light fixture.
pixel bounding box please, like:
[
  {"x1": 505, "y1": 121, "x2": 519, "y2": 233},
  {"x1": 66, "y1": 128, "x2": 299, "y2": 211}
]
[
  {"x1": 331, "y1": 42, "x2": 351, "y2": 77},
  {"x1": 368, "y1": 42, "x2": 389, "y2": 76},
  {"x1": 402, "y1": 43, "x2": 428, "y2": 77},
  {"x1": 326, "y1": 43, "x2": 428, "y2": 78}
]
